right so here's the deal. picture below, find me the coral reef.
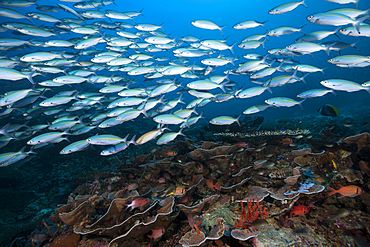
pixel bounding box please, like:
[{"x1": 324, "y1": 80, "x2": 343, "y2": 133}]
[{"x1": 4, "y1": 119, "x2": 370, "y2": 247}]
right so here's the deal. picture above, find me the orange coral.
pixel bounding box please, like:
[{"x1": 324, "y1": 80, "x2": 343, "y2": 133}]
[{"x1": 232, "y1": 197, "x2": 268, "y2": 230}]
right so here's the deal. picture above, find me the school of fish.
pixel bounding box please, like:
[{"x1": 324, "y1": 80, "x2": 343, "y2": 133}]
[{"x1": 0, "y1": 0, "x2": 369, "y2": 166}]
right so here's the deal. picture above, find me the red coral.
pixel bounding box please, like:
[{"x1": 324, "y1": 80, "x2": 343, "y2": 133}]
[{"x1": 232, "y1": 197, "x2": 268, "y2": 230}]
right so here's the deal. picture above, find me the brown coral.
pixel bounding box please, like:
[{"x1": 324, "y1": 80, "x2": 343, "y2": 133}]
[
  {"x1": 49, "y1": 233, "x2": 80, "y2": 247},
  {"x1": 343, "y1": 132, "x2": 370, "y2": 151}
]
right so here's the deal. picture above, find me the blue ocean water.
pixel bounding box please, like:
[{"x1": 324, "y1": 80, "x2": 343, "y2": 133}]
[{"x1": 0, "y1": 0, "x2": 370, "y2": 245}]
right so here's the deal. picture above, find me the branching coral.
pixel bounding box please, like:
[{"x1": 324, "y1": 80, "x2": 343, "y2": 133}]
[{"x1": 232, "y1": 197, "x2": 268, "y2": 230}]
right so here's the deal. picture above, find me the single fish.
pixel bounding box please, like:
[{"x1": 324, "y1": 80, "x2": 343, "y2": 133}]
[
  {"x1": 320, "y1": 79, "x2": 370, "y2": 93},
  {"x1": 60, "y1": 140, "x2": 89, "y2": 155},
  {"x1": 100, "y1": 135, "x2": 136, "y2": 156},
  {"x1": 125, "y1": 198, "x2": 149, "y2": 211},
  {"x1": 331, "y1": 208, "x2": 350, "y2": 218},
  {"x1": 359, "y1": 161, "x2": 370, "y2": 177},
  {"x1": 297, "y1": 89, "x2": 336, "y2": 98},
  {"x1": 265, "y1": 97, "x2": 306, "y2": 109},
  {"x1": 234, "y1": 20, "x2": 267, "y2": 30},
  {"x1": 325, "y1": 0, "x2": 360, "y2": 8},
  {"x1": 27, "y1": 131, "x2": 69, "y2": 145},
  {"x1": 327, "y1": 185, "x2": 363, "y2": 198},
  {"x1": 243, "y1": 104, "x2": 270, "y2": 114},
  {"x1": 210, "y1": 115, "x2": 241, "y2": 126},
  {"x1": 290, "y1": 205, "x2": 309, "y2": 217},
  {"x1": 269, "y1": 0, "x2": 307, "y2": 15},
  {"x1": 318, "y1": 104, "x2": 340, "y2": 117},
  {"x1": 153, "y1": 114, "x2": 189, "y2": 125},
  {"x1": 86, "y1": 134, "x2": 128, "y2": 145},
  {"x1": 307, "y1": 13, "x2": 367, "y2": 34},
  {"x1": 191, "y1": 19, "x2": 224, "y2": 35},
  {"x1": 0, "y1": 67, "x2": 35, "y2": 84},
  {"x1": 135, "y1": 128, "x2": 165, "y2": 145},
  {"x1": 156, "y1": 129, "x2": 185, "y2": 145},
  {"x1": 147, "y1": 226, "x2": 165, "y2": 241}
]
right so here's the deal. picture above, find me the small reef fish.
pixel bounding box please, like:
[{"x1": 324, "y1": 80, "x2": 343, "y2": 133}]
[
  {"x1": 125, "y1": 183, "x2": 139, "y2": 191},
  {"x1": 280, "y1": 138, "x2": 293, "y2": 146},
  {"x1": 147, "y1": 226, "x2": 165, "y2": 241},
  {"x1": 125, "y1": 198, "x2": 149, "y2": 211},
  {"x1": 327, "y1": 185, "x2": 363, "y2": 198},
  {"x1": 248, "y1": 219, "x2": 269, "y2": 228},
  {"x1": 290, "y1": 205, "x2": 309, "y2": 217},
  {"x1": 318, "y1": 104, "x2": 340, "y2": 117},
  {"x1": 161, "y1": 150, "x2": 178, "y2": 157},
  {"x1": 206, "y1": 179, "x2": 221, "y2": 191},
  {"x1": 331, "y1": 208, "x2": 350, "y2": 218},
  {"x1": 359, "y1": 161, "x2": 370, "y2": 177},
  {"x1": 331, "y1": 159, "x2": 338, "y2": 169},
  {"x1": 187, "y1": 213, "x2": 202, "y2": 234},
  {"x1": 171, "y1": 186, "x2": 186, "y2": 196}
]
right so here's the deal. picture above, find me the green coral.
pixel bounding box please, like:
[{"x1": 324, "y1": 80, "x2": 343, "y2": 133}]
[{"x1": 202, "y1": 202, "x2": 235, "y2": 228}]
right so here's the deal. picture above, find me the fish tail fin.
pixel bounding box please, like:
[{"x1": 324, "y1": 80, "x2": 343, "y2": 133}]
[
  {"x1": 18, "y1": 146, "x2": 27, "y2": 155},
  {"x1": 335, "y1": 107, "x2": 340, "y2": 115},
  {"x1": 27, "y1": 17, "x2": 34, "y2": 25},
  {"x1": 192, "y1": 104, "x2": 199, "y2": 115},
  {"x1": 229, "y1": 42, "x2": 237, "y2": 55},
  {"x1": 178, "y1": 128, "x2": 186, "y2": 137},
  {"x1": 299, "y1": 98, "x2": 306, "y2": 110},
  {"x1": 27, "y1": 70, "x2": 36, "y2": 85},
  {"x1": 185, "y1": 116, "x2": 190, "y2": 128},
  {"x1": 301, "y1": 0, "x2": 308, "y2": 8},
  {"x1": 266, "y1": 85, "x2": 273, "y2": 94},
  {"x1": 129, "y1": 135, "x2": 136, "y2": 146},
  {"x1": 122, "y1": 134, "x2": 129, "y2": 143},
  {"x1": 0, "y1": 123, "x2": 11, "y2": 138},
  {"x1": 178, "y1": 94, "x2": 185, "y2": 104},
  {"x1": 219, "y1": 25, "x2": 226, "y2": 36},
  {"x1": 350, "y1": 39, "x2": 360, "y2": 51},
  {"x1": 324, "y1": 44, "x2": 333, "y2": 56},
  {"x1": 159, "y1": 95, "x2": 166, "y2": 104},
  {"x1": 299, "y1": 73, "x2": 308, "y2": 84},
  {"x1": 236, "y1": 114, "x2": 241, "y2": 127},
  {"x1": 262, "y1": 20, "x2": 269, "y2": 31},
  {"x1": 141, "y1": 107, "x2": 148, "y2": 118},
  {"x1": 321, "y1": 67, "x2": 328, "y2": 76},
  {"x1": 327, "y1": 186, "x2": 336, "y2": 197},
  {"x1": 219, "y1": 81, "x2": 229, "y2": 93},
  {"x1": 354, "y1": 15, "x2": 368, "y2": 34},
  {"x1": 261, "y1": 37, "x2": 267, "y2": 49}
]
